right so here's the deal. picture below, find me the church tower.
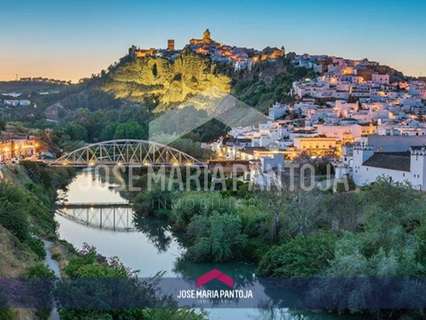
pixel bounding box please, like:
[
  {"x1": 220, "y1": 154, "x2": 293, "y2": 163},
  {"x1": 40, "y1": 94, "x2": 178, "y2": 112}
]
[{"x1": 203, "y1": 29, "x2": 211, "y2": 42}]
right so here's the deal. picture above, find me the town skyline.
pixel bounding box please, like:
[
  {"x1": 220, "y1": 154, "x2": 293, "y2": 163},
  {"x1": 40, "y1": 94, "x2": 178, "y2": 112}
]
[{"x1": 1, "y1": 0, "x2": 426, "y2": 82}]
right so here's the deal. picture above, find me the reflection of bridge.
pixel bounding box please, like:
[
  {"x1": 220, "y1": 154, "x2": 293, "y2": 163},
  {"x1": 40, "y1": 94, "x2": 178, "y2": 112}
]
[
  {"x1": 57, "y1": 203, "x2": 136, "y2": 232},
  {"x1": 49, "y1": 139, "x2": 205, "y2": 167}
]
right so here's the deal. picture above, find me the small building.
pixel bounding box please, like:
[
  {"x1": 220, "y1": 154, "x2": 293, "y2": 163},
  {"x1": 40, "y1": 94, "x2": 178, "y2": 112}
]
[
  {"x1": 268, "y1": 102, "x2": 287, "y2": 120},
  {"x1": 372, "y1": 73, "x2": 390, "y2": 85},
  {"x1": 207, "y1": 160, "x2": 257, "y2": 180}
]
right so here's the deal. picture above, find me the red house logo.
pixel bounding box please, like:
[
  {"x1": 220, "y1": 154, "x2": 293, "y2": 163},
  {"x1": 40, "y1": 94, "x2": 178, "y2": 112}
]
[{"x1": 196, "y1": 269, "x2": 234, "y2": 288}]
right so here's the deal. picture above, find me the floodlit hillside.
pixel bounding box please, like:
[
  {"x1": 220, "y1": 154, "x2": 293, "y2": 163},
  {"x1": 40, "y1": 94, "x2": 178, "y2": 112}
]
[{"x1": 101, "y1": 51, "x2": 231, "y2": 108}]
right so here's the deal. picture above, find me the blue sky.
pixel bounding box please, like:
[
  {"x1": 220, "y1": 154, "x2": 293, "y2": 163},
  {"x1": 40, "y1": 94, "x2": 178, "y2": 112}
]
[{"x1": 1, "y1": 0, "x2": 425, "y2": 81}]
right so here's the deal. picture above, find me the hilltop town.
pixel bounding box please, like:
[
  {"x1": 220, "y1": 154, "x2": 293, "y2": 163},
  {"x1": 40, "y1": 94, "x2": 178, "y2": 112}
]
[
  {"x1": 128, "y1": 29, "x2": 285, "y2": 71},
  {"x1": 205, "y1": 42, "x2": 426, "y2": 190},
  {"x1": 1, "y1": 29, "x2": 426, "y2": 193}
]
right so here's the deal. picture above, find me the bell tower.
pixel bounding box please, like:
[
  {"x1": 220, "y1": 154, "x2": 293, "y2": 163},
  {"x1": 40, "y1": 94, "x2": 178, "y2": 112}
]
[{"x1": 203, "y1": 29, "x2": 211, "y2": 42}]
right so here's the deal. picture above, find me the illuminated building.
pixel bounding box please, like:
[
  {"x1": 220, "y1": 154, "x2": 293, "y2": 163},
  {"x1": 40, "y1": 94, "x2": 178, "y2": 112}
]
[
  {"x1": 317, "y1": 123, "x2": 377, "y2": 142},
  {"x1": 0, "y1": 138, "x2": 40, "y2": 162},
  {"x1": 129, "y1": 45, "x2": 157, "y2": 59},
  {"x1": 293, "y1": 136, "x2": 340, "y2": 158},
  {"x1": 134, "y1": 48, "x2": 157, "y2": 59},
  {"x1": 252, "y1": 47, "x2": 285, "y2": 63},
  {"x1": 190, "y1": 29, "x2": 217, "y2": 46}
]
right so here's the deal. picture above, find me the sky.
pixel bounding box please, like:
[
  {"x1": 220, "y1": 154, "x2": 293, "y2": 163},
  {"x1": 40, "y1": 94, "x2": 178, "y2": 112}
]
[{"x1": 1, "y1": 0, "x2": 425, "y2": 82}]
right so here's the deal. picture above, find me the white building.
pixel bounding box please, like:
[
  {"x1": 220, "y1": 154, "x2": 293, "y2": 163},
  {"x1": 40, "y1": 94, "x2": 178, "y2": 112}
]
[
  {"x1": 317, "y1": 123, "x2": 373, "y2": 141},
  {"x1": 334, "y1": 100, "x2": 359, "y2": 118},
  {"x1": 268, "y1": 102, "x2": 288, "y2": 120},
  {"x1": 352, "y1": 145, "x2": 426, "y2": 190},
  {"x1": 372, "y1": 73, "x2": 390, "y2": 85},
  {"x1": 349, "y1": 135, "x2": 426, "y2": 190},
  {"x1": 3, "y1": 99, "x2": 31, "y2": 107}
]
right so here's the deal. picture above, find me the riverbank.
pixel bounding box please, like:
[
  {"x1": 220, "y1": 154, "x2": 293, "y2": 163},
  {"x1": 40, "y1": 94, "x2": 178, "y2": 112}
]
[{"x1": 0, "y1": 163, "x2": 75, "y2": 319}]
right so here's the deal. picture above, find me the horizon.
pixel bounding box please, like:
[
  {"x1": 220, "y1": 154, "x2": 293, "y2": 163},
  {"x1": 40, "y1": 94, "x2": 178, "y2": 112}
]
[{"x1": 1, "y1": 0, "x2": 426, "y2": 82}]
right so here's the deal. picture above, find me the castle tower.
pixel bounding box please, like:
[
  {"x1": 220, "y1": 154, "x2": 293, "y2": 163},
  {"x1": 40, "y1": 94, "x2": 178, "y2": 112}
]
[
  {"x1": 352, "y1": 144, "x2": 374, "y2": 185},
  {"x1": 167, "y1": 39, "x2": 175, "y2": 51},
  {"x1": 203, "y1": 29, "x2": 211, "y2": 42},
  {"x1": 410, "y1": 146, "x2": 426, "y2": 190}
]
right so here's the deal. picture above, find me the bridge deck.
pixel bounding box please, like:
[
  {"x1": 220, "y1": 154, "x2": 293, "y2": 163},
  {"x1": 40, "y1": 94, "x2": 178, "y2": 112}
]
[{"x1": 57, "y1": 203, "x2": 132, "y2": 209}]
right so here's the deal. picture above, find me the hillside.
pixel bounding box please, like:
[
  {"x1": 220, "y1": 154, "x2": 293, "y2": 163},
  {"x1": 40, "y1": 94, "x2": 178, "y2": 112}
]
[{"x1": 101, "y1": 51, "x2": 231, "y2": 109}]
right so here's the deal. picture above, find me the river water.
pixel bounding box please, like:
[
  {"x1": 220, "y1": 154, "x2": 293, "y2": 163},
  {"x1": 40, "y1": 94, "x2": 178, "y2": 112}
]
[{"x1": 55, "y1": 170, "x2": 351, "y2": 320}]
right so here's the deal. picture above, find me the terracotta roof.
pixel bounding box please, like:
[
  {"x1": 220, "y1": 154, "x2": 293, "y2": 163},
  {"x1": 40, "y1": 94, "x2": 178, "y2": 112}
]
[{"x1": 362, "y1": 152, "x2": 410, "y2": 172}]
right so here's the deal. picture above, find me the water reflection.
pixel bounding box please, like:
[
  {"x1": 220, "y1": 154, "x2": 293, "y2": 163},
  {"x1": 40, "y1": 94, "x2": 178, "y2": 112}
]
[
  {"x1": 58, "y1": 204, "x2": 136, "y2": 232},
  {"x1": 133, "y1": 215, "x2": 174, "y2": 252},
  {"x1": 55, "y1": 170, "x2": 353, "y2": 320},
  {"x1": 56, "y1": 170, "x2": 184, "y2": 277}
]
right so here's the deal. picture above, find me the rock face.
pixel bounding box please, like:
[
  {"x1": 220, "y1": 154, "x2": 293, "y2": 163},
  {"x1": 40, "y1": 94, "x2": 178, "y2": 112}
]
[{"x1": 101, "y1": 51, "x2": 231, "y2": 108}]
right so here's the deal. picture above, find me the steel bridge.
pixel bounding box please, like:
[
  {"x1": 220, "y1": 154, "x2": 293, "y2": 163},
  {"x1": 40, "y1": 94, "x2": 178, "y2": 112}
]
[
  {"x1": 57, "y1": 202, "x2": 136, "y2": 232},
  {"x1": 50, "y1": 139, "x2": 205, "y2": 167}
]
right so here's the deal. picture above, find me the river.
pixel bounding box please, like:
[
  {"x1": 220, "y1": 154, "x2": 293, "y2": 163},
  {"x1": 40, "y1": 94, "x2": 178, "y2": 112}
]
[{"x1": 55, "y1": 170, "x2": 352, "y2": 320}]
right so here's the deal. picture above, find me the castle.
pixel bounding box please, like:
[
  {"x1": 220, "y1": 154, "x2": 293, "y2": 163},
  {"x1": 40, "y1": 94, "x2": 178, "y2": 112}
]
[
  {"x1": 128, "y1": 29, "x2": 285, "y2": 70},
  {"x1": 189, "y1": 29, "x2": 218, "y2": 46}
]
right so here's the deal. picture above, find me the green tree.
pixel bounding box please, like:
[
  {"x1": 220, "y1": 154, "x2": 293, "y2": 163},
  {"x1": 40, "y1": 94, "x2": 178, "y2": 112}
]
[
  {"x1": 0, "y1": 183, "x2": 30, "y2": 241},
  {"x1": 257, "y1": 232, "x2": 337, "y2": 277},
  {"x1": 186, "y1": 213, "x2": 247, "y2": 262},
  {"x1": 133, "y1": 189, "x2": 172, "y2": 218},
  {"x1": 113, "y1": 121, "x2": 147, "y2": 139},
  {"x1": 64, "y1": 123, "x2": 89, "y2": 141},
  {"x1": 172, "y1": 193, "x2": 236, "y2": 229}
]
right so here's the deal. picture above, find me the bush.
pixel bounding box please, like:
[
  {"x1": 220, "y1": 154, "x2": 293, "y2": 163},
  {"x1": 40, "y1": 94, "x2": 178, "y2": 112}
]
[
  {"x1": 142, "y1": 309, "x2": 206, "y2": 320},
  {"x1": 25, "y1": 263, "x2": 55, "y2": 320},
  {"x1": 0, "y1": 183, "x2": 31, "y2": 241},
  {"x1": 186, "y1": 213, "x2": 247, "y2": 262},
  {"x1": 257, "y1": 232, "x2": 337, "y2": 277},
  {"x1": 25, "y1": 237, "x2": 46, "y2": 260},
  {"x1": 172, "y1": 193, "x2": 236, "y2": 229},
  {"x1": 0, "y1": 288, "x2": 15, "y2": 320},
  {"x1": 133, "y1": 189, "x2": 172, "y2": 218}
]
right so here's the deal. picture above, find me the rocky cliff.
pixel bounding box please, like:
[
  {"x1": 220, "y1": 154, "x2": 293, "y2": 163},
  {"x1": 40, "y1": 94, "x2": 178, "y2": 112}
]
[{"x1": 101, "y1": 51, "x2": 231, "y2": 109}]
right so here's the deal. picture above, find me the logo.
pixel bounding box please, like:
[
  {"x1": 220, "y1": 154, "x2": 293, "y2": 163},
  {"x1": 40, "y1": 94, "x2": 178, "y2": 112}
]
[
  {"x1": 196, "y1": 268, "x2": 234, "y2": 288},
  {"x1": 176, "y1": 269, "x2": 253, "y2": 301}
]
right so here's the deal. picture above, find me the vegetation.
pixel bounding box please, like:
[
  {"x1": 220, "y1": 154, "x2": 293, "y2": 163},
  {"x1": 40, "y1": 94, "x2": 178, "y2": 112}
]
[
  {"x1": 257, "y1": 232, "x2": 337, "y2": 277},
  {"x1": 25, "y1": 263, "x2": 55, "y2": 320},
  {"x1": 130, "y1": 177, "x2": 426, "y2": 318},
  {"x1": 0, "y1": 163, "x2": 75, "y2": 318},
  {"x1": 52, "y1": 106, "x2": 152, "y2": 151},
  {"x1": 0, "y1": 182, "x2": 52, "y2": 258},
  {"x1": 102, "y1": 51, "x2": 231, "y2": 106},
  {"x1": 0, "y1": 52, "x2": 418, "y2": 319},
  {"x1": 57, "y1": 245, "x2": 206, "y2": 320},
  {"x1": 232, "y1": 59, "x2": 317, "y2": 112},
  {"x1": 186, "y1": 213, "x2": 247, "y2": 262}
]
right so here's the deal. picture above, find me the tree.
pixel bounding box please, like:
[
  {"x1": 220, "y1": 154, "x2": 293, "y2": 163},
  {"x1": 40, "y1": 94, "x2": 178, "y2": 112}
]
[
  {"x1": 113, "y1": 121, "x2": 147, "y2": 139},
  {"x1": 172, "y1": 193, "x2": 236, "y2": 229},
  {"x1": 186, "y1": 213, "x2": 247, "y2": 262},
  {"x1": 133, "y1": 189, "x2": 172, "y2": 218},
  {"x1": 64, "y1": 123, "x2": 89, "y2": 142},
  {"x1": 0, "y1": 183, "x2": 30, "y2": 241},
  {"x1": 58, "y1": 246, "x2": 206, "y2": 320},
  {"x1": 257, "y1": 232, "x2": 337, "y2": 277}
]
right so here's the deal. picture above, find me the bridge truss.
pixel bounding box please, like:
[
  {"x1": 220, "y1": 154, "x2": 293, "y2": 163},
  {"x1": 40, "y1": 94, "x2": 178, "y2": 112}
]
[
  {"x1": 57, "y1": 203, "x2": 136, "y2": 232},
  {"x1": 50, "y1": 139, "x2": 204, "y2": 167}
]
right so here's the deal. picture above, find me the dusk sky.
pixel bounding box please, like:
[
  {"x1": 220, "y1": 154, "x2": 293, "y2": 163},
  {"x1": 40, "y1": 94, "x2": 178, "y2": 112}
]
[{"x1": 1, "y1": 0, "x2": 425, "y2": 82}]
